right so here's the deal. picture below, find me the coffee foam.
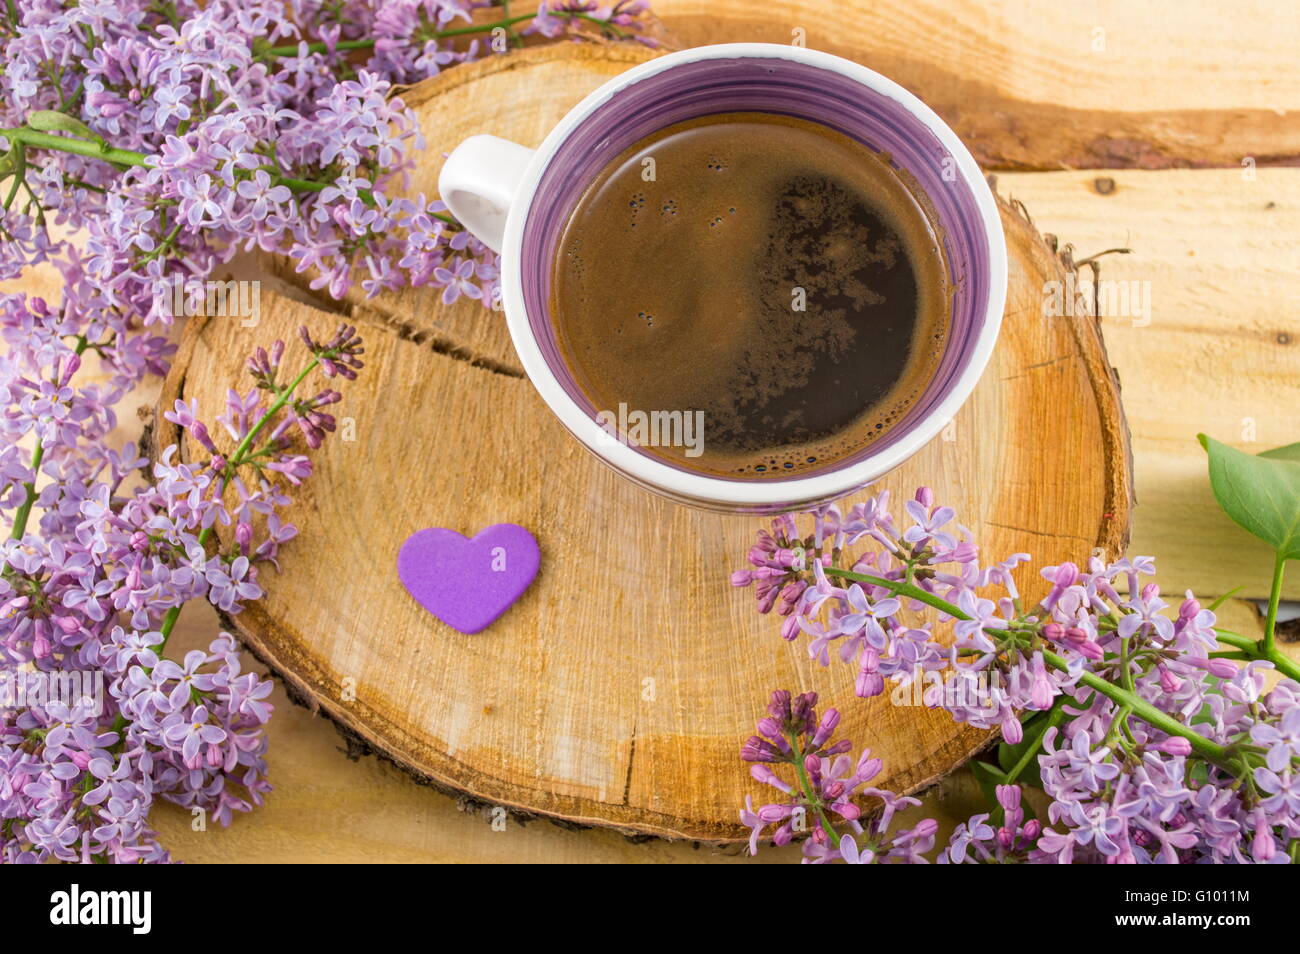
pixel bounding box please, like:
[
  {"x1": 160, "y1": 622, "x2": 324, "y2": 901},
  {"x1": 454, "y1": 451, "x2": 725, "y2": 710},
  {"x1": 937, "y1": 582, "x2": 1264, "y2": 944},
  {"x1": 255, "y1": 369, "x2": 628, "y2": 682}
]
[{"x1": 551, "y1": 113, "x2": 950, "y2": 479}]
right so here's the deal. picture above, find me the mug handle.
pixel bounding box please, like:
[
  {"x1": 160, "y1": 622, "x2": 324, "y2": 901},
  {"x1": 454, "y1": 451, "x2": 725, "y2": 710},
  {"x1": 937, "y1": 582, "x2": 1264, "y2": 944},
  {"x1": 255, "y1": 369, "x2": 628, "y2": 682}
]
[{"x1": 437, "y1": 135, "x2": 536, "y2": 254}]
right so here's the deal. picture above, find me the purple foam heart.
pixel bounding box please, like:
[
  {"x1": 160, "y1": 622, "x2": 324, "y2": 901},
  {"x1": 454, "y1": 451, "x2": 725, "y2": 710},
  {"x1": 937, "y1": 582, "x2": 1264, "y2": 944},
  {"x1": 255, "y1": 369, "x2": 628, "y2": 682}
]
[{"x1": 397, "y1": 524, "x2": 540, "y2": 634}]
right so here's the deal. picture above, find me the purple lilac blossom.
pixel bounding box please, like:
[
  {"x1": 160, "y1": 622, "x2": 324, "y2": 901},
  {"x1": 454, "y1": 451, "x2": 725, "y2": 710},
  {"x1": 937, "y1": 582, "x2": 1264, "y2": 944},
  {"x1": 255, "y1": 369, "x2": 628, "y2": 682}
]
[
  {"x1": 1, "y1": 0, "x2": 655, "y2": 864},
  {"x1": 736, "y1": 489, "x2": 1300, "y2": 863}
]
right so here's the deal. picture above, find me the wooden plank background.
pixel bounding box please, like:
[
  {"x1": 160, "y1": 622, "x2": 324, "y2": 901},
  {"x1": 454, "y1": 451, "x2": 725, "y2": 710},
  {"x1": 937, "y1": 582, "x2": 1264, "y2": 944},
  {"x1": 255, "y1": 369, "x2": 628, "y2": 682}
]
[{"x1": 6, "y1": 0, "x2": 1299, "y2": 861}]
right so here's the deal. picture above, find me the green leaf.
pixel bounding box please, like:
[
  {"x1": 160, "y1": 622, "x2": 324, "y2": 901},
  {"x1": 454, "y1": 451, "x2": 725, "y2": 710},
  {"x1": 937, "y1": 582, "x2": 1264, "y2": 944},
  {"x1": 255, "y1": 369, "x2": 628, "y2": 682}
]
[
  {"x1": 1199, "y1": 434, "x2": 1300, "y2": 560},
  {"x1": 1260, "y1": 442, "x2": 1300, "y2": 464},
  {"x1": 26, "y1": 110, "x2": 102, "y2": 144},
  {"x1": 970, "y1": 760, "x2": 1007, "y2": 785}
]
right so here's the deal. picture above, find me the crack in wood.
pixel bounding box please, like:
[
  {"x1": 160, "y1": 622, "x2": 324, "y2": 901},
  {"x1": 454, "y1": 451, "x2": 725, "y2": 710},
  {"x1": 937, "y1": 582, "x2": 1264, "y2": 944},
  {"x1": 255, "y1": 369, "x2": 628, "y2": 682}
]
[
  {"x1": 987, "y1": 521, "x2": 1092, "y2": 546},
  {"x1": 622, "y1": 723, "x2": 637, "y2": 807}
]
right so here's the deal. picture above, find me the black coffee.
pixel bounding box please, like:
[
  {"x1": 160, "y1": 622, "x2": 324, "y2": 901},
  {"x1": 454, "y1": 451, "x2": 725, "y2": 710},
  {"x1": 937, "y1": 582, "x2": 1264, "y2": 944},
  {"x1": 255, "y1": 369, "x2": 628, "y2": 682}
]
[{"x1": 551, "y1": 112, "x2": 948, "y2": 478}]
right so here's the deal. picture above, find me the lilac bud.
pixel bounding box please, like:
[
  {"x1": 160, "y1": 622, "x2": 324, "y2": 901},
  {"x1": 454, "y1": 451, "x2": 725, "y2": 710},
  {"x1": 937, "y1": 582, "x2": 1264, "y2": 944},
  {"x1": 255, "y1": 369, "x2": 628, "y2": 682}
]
[
  {"x1": 790, "y1": 692, "x2": 817, "y2": 730},
  {"x1": 778, "y1": 580, "x2": 806, "y2": 606},
  {"x1": 771, "y1": 547, "x2": 794, "y2": 567},
  {"x1": 1205, "y1": 658, "x2": 1238, "y2": 679},
  {"x1": 730, "y1": 569, "x2": 753, "y2": 587},
  {"x1": 767, "y1": 691, "x2": 791, "y2": 721},
  {"x1": 832, "y1": 800, "x2": 861, "y2": 821},
  {"x1": 996, "y1": 784, "x2": 1021, "y2": 812},
  {"x1": 1077, "y1": 639, "x2": 1105, "y2": 660},
  {"x1": 772, "y1": 514, "x2": 797, "y2": 540},
  {"x1": 1030, "y1": 659, "x2": 1055, "y2": 709},
  {"x1": 1156, "y1": 736, "x2": 1192, "y2": 757},
  {"x1": 741, "y1": 737, "x2": 781, "y2": 763},
  {"x1": 1158, "y1": 665, "x2": 1183, "y2": 693},
  {"x1": 1252, "y1": 813, "x2": 1276, "y2": 862},
  {"x1": 58, "y1": 353, "x2": 81, "y2": 387},
  {"x1": 1001, "y1": 714, "x2": 1023, "y2": 745},
  {"x1": 811, "y1": 708, "x2": 840, "y2": 747},
  {"x1": 856, "y1": 669, "x2": 884, "y2": 698},
  {"x1": 915, "y1": 486, "x2": 934, "y2": 508}
]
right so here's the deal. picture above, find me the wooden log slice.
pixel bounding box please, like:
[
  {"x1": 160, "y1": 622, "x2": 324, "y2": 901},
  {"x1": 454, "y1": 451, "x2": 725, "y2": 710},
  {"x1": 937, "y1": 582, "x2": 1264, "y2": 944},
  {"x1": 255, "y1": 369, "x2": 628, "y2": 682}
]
[{"x1": 160, "y1": 44, "x2": 1131, "y2": 840}]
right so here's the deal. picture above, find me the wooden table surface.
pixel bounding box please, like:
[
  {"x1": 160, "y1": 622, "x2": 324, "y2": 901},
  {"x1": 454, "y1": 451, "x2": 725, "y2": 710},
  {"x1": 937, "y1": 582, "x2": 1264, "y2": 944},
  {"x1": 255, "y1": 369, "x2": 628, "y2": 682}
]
[{"x1": 10, "y1": 0, "x2": 1300, "y2": 862}]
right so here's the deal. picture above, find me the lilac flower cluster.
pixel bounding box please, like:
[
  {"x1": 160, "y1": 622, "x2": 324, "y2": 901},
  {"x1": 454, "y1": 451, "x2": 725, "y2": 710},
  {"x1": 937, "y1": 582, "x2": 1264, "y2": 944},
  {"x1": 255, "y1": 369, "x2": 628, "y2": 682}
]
[
  {"x1": 0, "y1": 1, "x2": 657, "y2": 309},
  {"x1": 1, "y1": 318, "x2": 363, "y2": 863},
  {"x1": 741, "y1": 690, "x2": 936, "y2": 864},
  {"x1": 734, "y1": 488, "x2": 1300, "y2": 863},
  {"x1": 0, "y1": 0, "x2": 654, "y2": 863}
]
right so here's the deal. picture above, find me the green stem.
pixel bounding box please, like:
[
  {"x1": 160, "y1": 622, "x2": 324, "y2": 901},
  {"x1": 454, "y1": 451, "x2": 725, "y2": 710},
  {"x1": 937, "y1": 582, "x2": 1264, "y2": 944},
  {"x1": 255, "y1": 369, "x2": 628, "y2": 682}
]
[
  {"x1": 1213, "y1": 628, "x2": 1257, "y2": 650},
  {"x1": 1042, "y1": 647, "x2": 1231, "y2": 767},
  {"x1": 3, "y1": 143, "x2": 25, "y2": 210},
  {"x1": 788, "y1": 730, "x2": 840, "y2": 851},
  {"x1": 1, "y1": 130, "x2": 384, "y2": 206},
  {"x1": 1004, "y1": 702, "x2": 1067, "y2": 784},
  {"x1": 574, "y1": 12, "x2": 629, "y2": 38},
  {"x1": 8, "y1": 442, "x2": 44, "y2": 542},
  {"x1": 823, "y1": 566, "x2": 1234, "y2": 768},
  {"x1": 226, "y1": 359, "x2": 318, "y2": 468},
  {"x1": 823, "y1": 567, "x2": 1015, "y2": 636},
  {"x1": 7, "y1": 336, "x2": 92, "y2": 543},
  {"x1": 109, "y1": 354, "x2": 323, "y2": 741},
  {"x1": 1216, "y1": 624, "x2": 1300, "y2": 682},
  {"x1": 0, "y1": 127, "x2": 148, "y2": 166},
  {"x1": 1264, "y1": 553, "x2": 1286, "y2": 657}
]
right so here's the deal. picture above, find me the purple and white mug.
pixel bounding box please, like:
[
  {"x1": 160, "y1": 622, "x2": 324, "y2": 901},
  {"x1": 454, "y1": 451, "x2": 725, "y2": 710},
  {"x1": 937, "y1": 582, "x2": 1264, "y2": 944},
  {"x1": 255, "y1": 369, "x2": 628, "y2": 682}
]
[{"x1": 439, "y1": 44, "x2": 1007, "y2": 512}]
